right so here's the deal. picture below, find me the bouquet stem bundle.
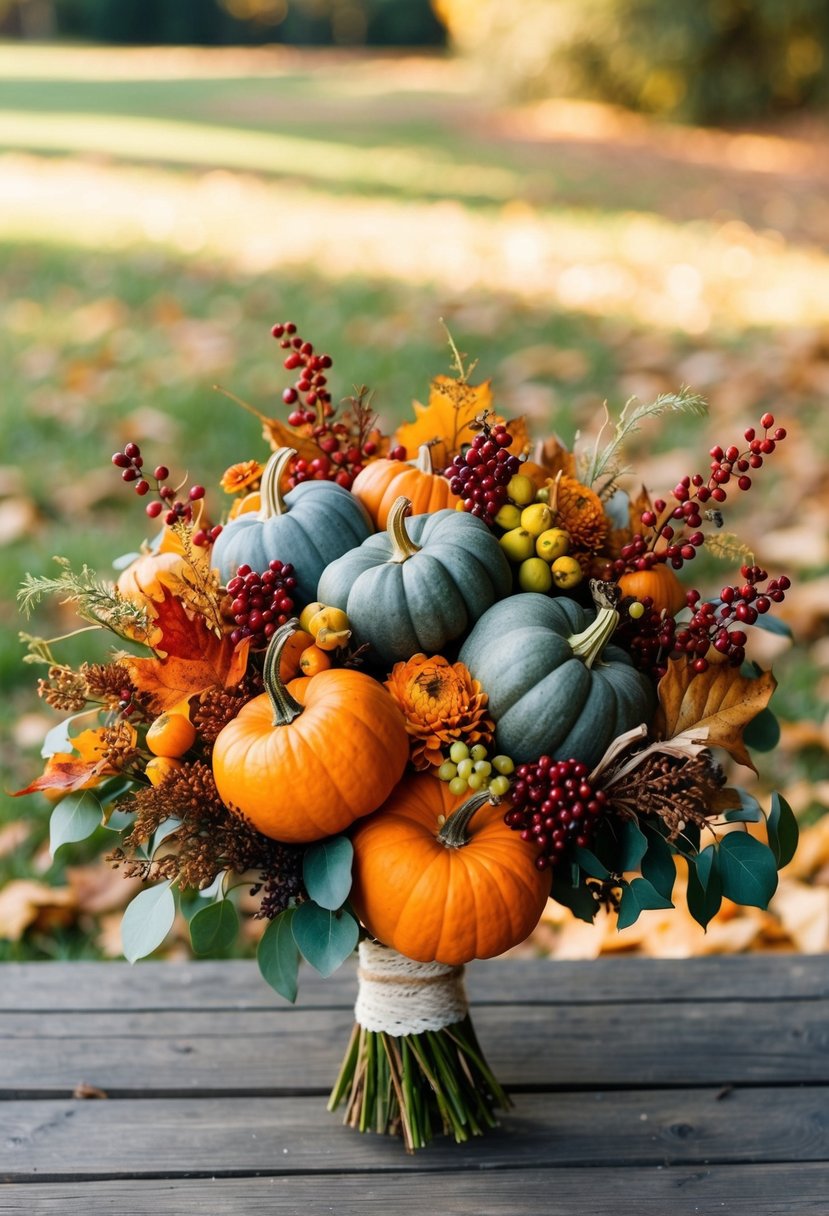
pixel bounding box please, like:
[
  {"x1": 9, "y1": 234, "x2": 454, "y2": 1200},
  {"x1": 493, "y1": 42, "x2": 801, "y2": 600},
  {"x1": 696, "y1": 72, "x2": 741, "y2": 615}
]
[{"x1": 328, "y1": 942, "x2": 510, "y2": 1151}]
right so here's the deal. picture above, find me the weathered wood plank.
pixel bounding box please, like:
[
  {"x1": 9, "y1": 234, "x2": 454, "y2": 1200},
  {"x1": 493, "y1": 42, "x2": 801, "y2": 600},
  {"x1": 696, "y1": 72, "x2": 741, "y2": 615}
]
[
  {"x1": 1, "y1": 1086, "x2": 826, "y2": 1181},
  {"x1": 1, "y1": 955, "x2": 826, "y2": 1013},
  {"x1": 1, "y1": 1163, "x2": 828, "y2": 1214},
  {"x1": 1, "y1": 999, "x2": 827, "y2": 1095}
]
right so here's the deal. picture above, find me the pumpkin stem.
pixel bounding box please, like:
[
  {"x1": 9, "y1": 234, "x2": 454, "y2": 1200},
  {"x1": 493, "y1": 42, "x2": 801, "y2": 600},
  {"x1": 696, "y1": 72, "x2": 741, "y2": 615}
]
[
  {"x1": 415, "y1": 444, "x2": 435, "y2": 474},
  {"x1": 436, "y1": 790, "x2": 498, "y2": 849},
  {"x1": 258, "y1": 448, "x2": 296, "y2": 520},
  {"x1": 386, "y1": 496, "x2": 422, "y2": 563},
  {"x1": 567, "y1": 580, "x2": 621, "y2": 670},
  {"x1": 262, "y1": 619, "x2": 304, "y2": 726}
]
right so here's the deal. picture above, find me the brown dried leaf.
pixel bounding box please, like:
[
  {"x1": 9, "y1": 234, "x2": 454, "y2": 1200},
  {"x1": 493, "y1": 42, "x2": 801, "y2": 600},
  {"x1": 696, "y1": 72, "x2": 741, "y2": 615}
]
[
  {"x1": 0, "y1": 879, "x2": 76, "y2": 940},
  {"x1": 260, "y1": 416, "x2": 322, "y2": 464},
  {"x1": 655, "y1": 659, "x2": 777, "y2": 770},
  {"x1": 13, "y1": 754, "x2": 108, "y2": 796}
]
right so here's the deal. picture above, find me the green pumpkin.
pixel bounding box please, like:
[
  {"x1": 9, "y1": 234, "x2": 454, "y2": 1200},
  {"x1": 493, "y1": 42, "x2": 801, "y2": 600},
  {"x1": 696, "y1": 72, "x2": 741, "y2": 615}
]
[
  {"x1": 211, "y1": 448, "x2": 373, "y2": 606},
  {"x1": 316, "y1": 496, "x2": 513, "y2": 665},
  {"x1": 459, "y1": 587, "x2": 654, "y2": 768}
]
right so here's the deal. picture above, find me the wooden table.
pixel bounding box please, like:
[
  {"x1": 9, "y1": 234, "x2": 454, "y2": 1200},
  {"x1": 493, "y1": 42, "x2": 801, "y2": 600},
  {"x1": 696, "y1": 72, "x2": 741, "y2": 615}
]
[{"x1": 1, "y1": 955, "x2": 827, "y2": 1214}]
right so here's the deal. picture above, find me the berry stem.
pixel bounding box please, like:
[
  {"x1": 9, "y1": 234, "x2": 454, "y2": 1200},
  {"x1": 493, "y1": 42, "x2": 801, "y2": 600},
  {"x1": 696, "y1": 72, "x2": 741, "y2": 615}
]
[
  {"x1": 386, "y1": 497, "x2": 422, "y2": 563},
  {"x1": 259, "y1": 448, "x2": 296, "y2": 519},
  {"x1": 436, "y1": 790, "x2": 497, "y2": 849},
  {"x1": 262, "y1": 619, "x2": 304, "y2": 727}
]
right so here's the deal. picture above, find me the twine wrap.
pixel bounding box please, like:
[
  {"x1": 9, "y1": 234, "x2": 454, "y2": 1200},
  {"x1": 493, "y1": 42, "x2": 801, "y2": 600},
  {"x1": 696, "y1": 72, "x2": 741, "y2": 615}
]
[{"x1": 354, "y1": 941, "x2": 468, "y2": 1036}]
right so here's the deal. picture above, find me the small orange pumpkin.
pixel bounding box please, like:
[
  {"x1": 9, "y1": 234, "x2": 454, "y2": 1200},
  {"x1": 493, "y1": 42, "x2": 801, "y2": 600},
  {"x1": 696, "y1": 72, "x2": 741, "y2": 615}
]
[
  {"x1": 350, "y1": 775, "x2": 551, "y2": 965},
  {"x1": 146, "y1": 712, "x2": 197, "y2": 758},
  {"x1": 351, "y1": 444, "x2": 459, "y2": 528},
  {"x1": 212, "y1": 621, "x2": 409, "y2": 843},
  {"x1": 618, "y1": 565, "x2": 687, "y2": 615}
]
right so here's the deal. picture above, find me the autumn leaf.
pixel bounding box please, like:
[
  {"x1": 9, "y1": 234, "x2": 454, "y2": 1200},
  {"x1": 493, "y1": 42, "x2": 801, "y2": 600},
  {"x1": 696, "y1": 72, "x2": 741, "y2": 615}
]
[
  {"x1": 392, "y1": 375, "x2": 528, "y2": 468},
  {"x1": 122, "y1": 587, "x2": 249, "y2": 713},
  {"x1": 14, "y1": 753, "x2": 108, "y2": 796},
  {"x1": 260, "y1": 416, "x2": 322, "y2": 464},
  {"x1": 655, "y1": 659, "x2": 777, "y2": 770}
]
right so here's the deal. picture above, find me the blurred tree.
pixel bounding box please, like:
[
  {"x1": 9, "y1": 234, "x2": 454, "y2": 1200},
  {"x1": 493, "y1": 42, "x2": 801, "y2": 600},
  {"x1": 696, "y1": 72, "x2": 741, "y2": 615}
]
[
  {"x1": 0, "y1": 0, "x2": 56, "y2": 36},
  {"x1": 434, "y1": 0, "x2": 829, "y2": 124},
  {"x1": 42, "y1": 0, "x2": 444, "y2": 45}
]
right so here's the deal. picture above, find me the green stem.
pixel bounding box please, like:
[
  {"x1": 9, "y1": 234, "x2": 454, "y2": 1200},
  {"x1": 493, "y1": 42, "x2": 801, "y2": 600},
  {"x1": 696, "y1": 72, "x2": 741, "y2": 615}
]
[
  {"x1": 567, "y1": 581, "x2": 621, "y2": 669},
  {"x1": 436, "y1": 789, "x2": 496, "y2": 849},
  {"x1": 386, "y1": 496, "x2": 421, "y2": 563},
  {"x1": 262, "y1": 619, "x2": 304, "y2": 726},
  {"x1": 258, "y1": 447, "x2": 295, "y2": 519}
]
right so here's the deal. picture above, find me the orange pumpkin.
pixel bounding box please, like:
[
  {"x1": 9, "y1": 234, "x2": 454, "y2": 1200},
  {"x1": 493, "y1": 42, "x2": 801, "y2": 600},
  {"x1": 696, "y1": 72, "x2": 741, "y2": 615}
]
[
  {"x1": 117, "y1": 550, "x2": 188, "y2": 605},
  {"x1": 350, "y1": 775, "x2": 551, "y2": 965},
  {"x1": 278, "y1": 628, "x2": 314, "y2": 680},
  {"x1": 618, "y1": 565, "x2": 687, "y2": 615},
  {"x1": 351, "y1": 444, "x2": 459, "y2": 528},
  {"x1": 211, "y1": 621, "x2": 409, "y2": 843},
  {"x1": 146, "y1": 712, "x2": 196, "y2": 758}
]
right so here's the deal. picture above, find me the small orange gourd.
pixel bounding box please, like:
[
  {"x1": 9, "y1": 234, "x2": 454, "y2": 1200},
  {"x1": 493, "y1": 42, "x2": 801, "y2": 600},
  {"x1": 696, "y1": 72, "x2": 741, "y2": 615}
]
[
  {"x1": 350, "y1": 775, "x2": 551, "y2": 965},
  {"x1": 211, "y1": 621, "x2": 409, "y2": 843},
  {"x1": 146, "y1": 712, "x2": 196, "y2": 758},
  {"x1": 618, "y1": 565, "x2": 687, "y2": 615},
  {"x1": 351, "y1": 445, "x2": 459, "y2": 528}
]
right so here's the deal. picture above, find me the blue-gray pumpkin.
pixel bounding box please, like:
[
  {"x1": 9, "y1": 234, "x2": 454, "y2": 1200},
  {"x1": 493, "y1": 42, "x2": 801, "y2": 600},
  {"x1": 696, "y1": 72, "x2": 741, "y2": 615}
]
[
  {"x1": 211, "y1": 448, "x2": 373, "y2": 607},
  {"x1": 316, "y1": 496, "x2": 513, "y2": 666},
  {"x1": 459, "y1": 587, "x2": 654, "y2": 768}
]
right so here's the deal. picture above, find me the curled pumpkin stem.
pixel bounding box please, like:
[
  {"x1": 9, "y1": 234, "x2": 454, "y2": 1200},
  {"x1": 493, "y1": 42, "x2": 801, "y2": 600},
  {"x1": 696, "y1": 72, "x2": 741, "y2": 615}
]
[
  {"x1": 386, "y1": 497, "x2": 422, "y2": 563},
  {"x1": 436, "y1": 789, "x2": 498, "y2": 849},
  {"x1": 262, "y1": 619, "x2": 304, "y2": 726},
  {"x1": 258, "y1": 448, "x2": 295, "y2": 519}
]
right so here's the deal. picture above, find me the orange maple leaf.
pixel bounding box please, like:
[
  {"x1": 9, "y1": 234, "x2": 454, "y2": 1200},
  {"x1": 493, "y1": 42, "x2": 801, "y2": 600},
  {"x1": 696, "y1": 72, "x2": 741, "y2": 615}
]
[
  {"x1": 392, "y1": 375, "x2": 529, "y2": 469},
  {"x1": 122, "y1": 588, "x2": 249, "y2": 713}
]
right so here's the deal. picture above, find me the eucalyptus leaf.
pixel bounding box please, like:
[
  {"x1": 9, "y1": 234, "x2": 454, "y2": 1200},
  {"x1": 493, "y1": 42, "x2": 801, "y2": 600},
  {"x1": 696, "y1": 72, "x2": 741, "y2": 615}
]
[
  {"x1": 121, "y1": 882, "x2": 176, "y2": 963},
  {"x1": 750, "y1": 613, "x2": 793, "y2": 638},
  {"x1": 258, "y1": 909, "x2": 300, "y2": 1003},
  {"x1": 49, "y1": 790, "x2": 103, "y2": 856},
  {"x1": 41, "y1": 710, "x2": 98, "y2": 758},
  {"x1": 767, "y1": 792, "x2": 799, "y2": 869},
  {"x1": 718, "y1": 833, "x2": 778, "y2": 909},
  {"x1": 640, "y1": 824, "x2": 677, "y2": 901},
  {"x1": 686, "y1": 845, "x2": 722, "y2": 930},
  {"x1": 551, "y1": 870, "x2": 599, "y2": 924},
  {"x1": 189, "y1": 899, "x2": 239, "y2": 956},
  {"x1": 292, "y1": 902, "x2": 359, "y2": 977},
  {"x1": 574, "y1": 846, "x2": 610, "y2": 880},
  {"x1": 617, "y1": 877, "x2": 673, "y2": 931},
  {"x1": 151, "y1": 817, "x2": 183, "y2": 854},
  {"x1": 743, "y1": 708, "x2": 780, "y2": 753},
  {"x1": 303, "y1": 836, "x2": 353, "y2": 911},
  {"x1": 619, "y1": 819, "x2": 648, "y2": 873},
  {"x1": 723, "y1": 789, "x2": 764, "y2": 823}
]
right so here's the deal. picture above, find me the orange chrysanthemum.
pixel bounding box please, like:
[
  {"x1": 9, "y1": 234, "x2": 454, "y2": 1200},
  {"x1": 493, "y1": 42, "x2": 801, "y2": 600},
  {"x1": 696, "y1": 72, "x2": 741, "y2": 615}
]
[
  {"x1": 220, "y1": 460, "x2": 264, "y2": 495},
  {"x1": 552, "y1": 475, "x2": 609, "y2": 559},
  {"x1": 385, "y1": 654, "x2": 494, "y2": 771}
]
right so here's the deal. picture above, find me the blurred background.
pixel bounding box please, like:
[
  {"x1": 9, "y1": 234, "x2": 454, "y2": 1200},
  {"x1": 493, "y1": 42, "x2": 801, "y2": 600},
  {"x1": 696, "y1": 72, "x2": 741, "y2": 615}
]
[{"x1": 1, "y1": 0, "x2": 828, "y2": 961}]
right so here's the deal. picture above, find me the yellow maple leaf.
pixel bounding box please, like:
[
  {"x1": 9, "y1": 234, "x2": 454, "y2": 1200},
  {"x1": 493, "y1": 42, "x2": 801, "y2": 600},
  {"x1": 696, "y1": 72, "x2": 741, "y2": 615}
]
[{"x1": 392, "y1": 375, "x2": 529, "y2": 469}]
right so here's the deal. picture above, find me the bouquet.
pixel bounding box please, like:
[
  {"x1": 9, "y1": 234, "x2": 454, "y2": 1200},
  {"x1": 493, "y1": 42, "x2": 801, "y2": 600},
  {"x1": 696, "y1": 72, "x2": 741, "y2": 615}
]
[{"x1": 16, "y1": 321, "x2": 797, "y2": 1152}]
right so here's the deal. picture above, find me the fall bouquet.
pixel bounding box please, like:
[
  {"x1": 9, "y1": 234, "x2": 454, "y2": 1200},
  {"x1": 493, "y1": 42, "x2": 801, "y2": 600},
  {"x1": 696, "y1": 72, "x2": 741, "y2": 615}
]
[{"x1": 16, "y1": 322, "x2": 797, "y2": 1152}]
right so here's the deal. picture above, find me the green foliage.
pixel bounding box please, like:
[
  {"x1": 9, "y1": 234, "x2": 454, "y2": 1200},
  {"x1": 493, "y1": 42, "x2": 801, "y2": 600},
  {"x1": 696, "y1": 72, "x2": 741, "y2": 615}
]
[
  {"x1": 303, "y1": 836, "x2": 353, "y2": 912},
  {"x1": 258, "y1": 909, "x2": 301, "y2": 1003},
  {"x1": 189, "y1": 898, "x2": 239, "y2": 955},
  {"x1": 49, "y1": 790, "x2": 103, "y2": 855},
  {"x1": 447, "y1": 0, "x2": 829, "y2": 124},
  {"x1": 121, "y1": 881, "x2": 176, "y2": 962},
  {"x1": 292, "y1": 902, "x2": 360, "y2": 977}
]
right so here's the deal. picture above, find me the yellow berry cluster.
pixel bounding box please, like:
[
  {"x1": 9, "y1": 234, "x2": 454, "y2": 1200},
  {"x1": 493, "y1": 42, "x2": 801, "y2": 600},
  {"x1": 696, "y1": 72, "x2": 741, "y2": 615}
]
[{"x1": 494, "y1": 474, "x2": 582, "y2": 593}]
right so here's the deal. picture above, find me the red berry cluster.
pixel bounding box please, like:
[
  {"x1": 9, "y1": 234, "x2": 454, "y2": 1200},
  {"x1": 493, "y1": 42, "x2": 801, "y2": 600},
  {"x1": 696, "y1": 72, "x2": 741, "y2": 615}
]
[
  {"x1": 675, "y1": 567, "x2": 791, "y2": 673},
  {"x1": 504, "y1": 756, "x2": 609, "y2": 871},
  {"x1": 622, "y1": 565, "x2": 791, "y2": 678},
  {"x1": 272, "y1": 322, "x2": 380, "y2": 491},
  {"x1": 610, "y1": 412, "x2": 787, "y2": 578},
  {"x1": 111, "y1": 443, "x2": 222, "y2": 548},
  {"x1": 446, "y1": 417, "x2": 521, "y2": 526},
  {"x1": 226, "y1": 561, "x2": 297, "y2": 649}
]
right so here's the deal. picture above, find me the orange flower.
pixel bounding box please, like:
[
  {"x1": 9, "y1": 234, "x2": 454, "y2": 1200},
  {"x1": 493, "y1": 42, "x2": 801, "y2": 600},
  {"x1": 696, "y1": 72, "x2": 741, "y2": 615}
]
[
  {"x1": 385, "y1": 654, "x2": 493, "y2": 771},
  {"x1": 550, "y1": 475, "x2": 609, "y2": 571},
  {"x1": 220, "y1": 460, "x2": 264, "y2": 495}
]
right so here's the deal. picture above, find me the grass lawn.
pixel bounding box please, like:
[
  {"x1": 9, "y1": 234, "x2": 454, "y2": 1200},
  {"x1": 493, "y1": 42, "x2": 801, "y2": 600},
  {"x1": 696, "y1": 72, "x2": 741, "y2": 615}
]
[{"x1": 1, "y1": 43, "x2": 827, "y2": 960}]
